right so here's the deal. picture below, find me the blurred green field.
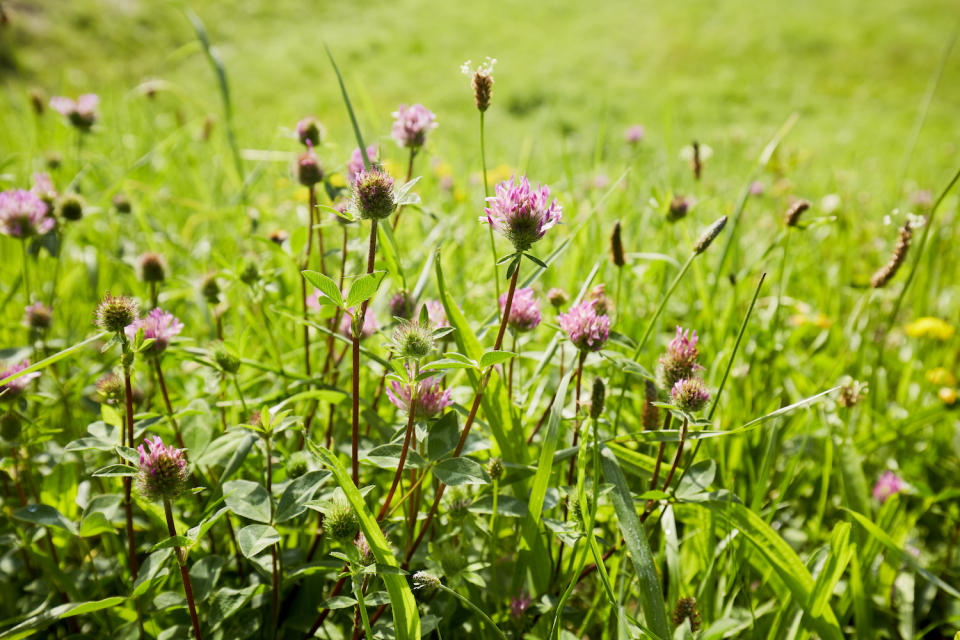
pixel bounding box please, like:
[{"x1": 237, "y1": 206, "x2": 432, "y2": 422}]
[{"x1": 1, "y1": 0, "x2": 960, "y2": 637}]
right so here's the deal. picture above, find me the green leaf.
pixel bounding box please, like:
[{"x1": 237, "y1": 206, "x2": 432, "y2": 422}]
[
  {"x1": 810, "y1": 522, "x2": 853, "y2": 617},
  {"x1": 600, "y1": 446, "x2": 672, "y2": 639},
  {"x1": 322, "y1": 595, "x2": 359, "y2": 609},
  {"x1": 92, "y1": 464, "x2": 136, "y2": 478},
  {"x1": 207, "y1": 585, "x2": 258, "y2": 632},
  {"x1": 236, "y1": 524, "x2": 280, "y2": 558},
  {"x1": 479, "y1": 350, "x2": 517, "y2": 370},
  {"x1": 302, "y1": 269, "x2": 343, "y2": 308},
  {"x1": 345, "y1": 270, "x2": 387, "y2": 309},
  {"x1": 311, "y1": 443, "x2": 420, "y2": 639},
  {"x1": 844, "y1": 508, "x2": 960, "y2": 599},
  {"x1": 131, "y1": 548, "x2": 173, "y2": 597},
  {"x1": 151, "y1": 535, "x2": 192, "y2": 552},
  {"x1": 13, "y1": 504, "x2": 77, "y2": 535},
  {"x1": 186, "y1": 507, "x2": 228, "y2": 545},
  {"x1": 426, "y1": 411, "x2": 459, "y2": 461},
  {"x1": 275, "y1": 470, "x2": 330, "y2": 523},
  {"x1": 219, "y1": 433, "x2": 257, "y2": 483},
  {"x1": 222, "y1": 479, "x2": 272, "y2": 523},
  {"x1": 702, "y1": 499, "x2": 843, "y2": 639},
  {"x1": 433, "y1": 457, "x2": 490, "y2": 486}
]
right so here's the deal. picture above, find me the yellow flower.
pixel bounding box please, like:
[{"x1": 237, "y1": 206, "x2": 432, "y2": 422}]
[
  {"x1": 487, "y1": 164, "x2": 516, "y2": 187},
  {"x1": 433, "y1": 161, "x2": 453, "y2": 178},
  {"x1": 329, "y1": 174, "x2": 347, "y2": 189},
  {"x1": 293, "y1": 187, "x2": 309, "y2": 203},
  {"x1": 926, "y1": 367, "x2": 956, "y2": 387},
  {"x1": 938, "y1": 387, "x2": 957, "y2": 406},
  {"x1": 789, "y1": 312, "x2": 833, "y2": 329},
  {"x1": 905, "y1": 317, "x2": 954, "y2": 341}
]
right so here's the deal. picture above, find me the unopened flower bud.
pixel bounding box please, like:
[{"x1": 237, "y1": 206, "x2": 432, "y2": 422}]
[
  {"x1": 392, "y1": 320, "x2": 435, "y2": 360},
  {"x1": 269, "y1": 229, "x2": 288, "y2": 245},
  {"x1": 610, "y1": 220, "x2": 626, "y2": 267},
  {"x1": 389, "y1": 290, "x2": 413, "y2": 319},
  {"x1": 547, "y1": 287, "x2": 569, "y2": 309},
  {"x1": 138, "y1": 252, "x2": 167, "y2": 284},
  {"x1": 667, "y1": 195, "x2": 690, "y2": 222},
  {"x1": 487, "y1": 457, "x2": 503, "y2": 481},
  {"x1": 95, "y1": 293, "x2": 139, "y2": 333},
  {"x1": 353, "y1": 168, "x2": 397, "y2": 220},
  {"x1": 297, "y1": 150, "x2": 324, "y2": 187},
  {"x1": 212, "y1": 343, "x2": 241, "y2": 374},
  {"x1": 326, "y1": 501, "x2": 360, "y2": 541},
  {"x1": 412, "y1": 571, "x2": 441, "y2": 600},
  {"x1": 671, "y1": 378, "x2": 709, "y2": 413},
  {"x1": 590, "y1": 378, "x2": 605, "y2": 419},
  {"x1": 58, "y1": 192, "x2": 84, "y2": 221},
  {"x1": 201, "y1": 274, "x2": 221, "y2": 305},
  {"x1": 112, "y1": 193, "x2": 132, "y2": 214},
  {"x1": 1, "y1": 412, "x2": 22, "y2": 442},
  {"x1": 239, "y1": 260, "x2": 259, "y2": 286},
  {"x1": 96, "y1": 372, "x2": 125, "y2": 404},
  {"x1": 23, "y1": 302, "x2": 52, "y2": 330},
  {"x1": 295, "y1": 116, "x2": 324, "y2": 148},
  {"x1": 286, "y1": 451, "x2": 309, "y2": 479}
]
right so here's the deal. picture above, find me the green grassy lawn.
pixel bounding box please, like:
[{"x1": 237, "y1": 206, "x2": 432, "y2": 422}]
[{"x1": 1, "y1": 0, "x2": 959, "y2": 638}]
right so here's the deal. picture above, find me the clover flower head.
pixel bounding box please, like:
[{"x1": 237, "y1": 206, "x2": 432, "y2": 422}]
[
  {"x1": 671, "y1": 377, "x2": 709, "y2": 413},
  {"x1": 482, "y1": 175, "x2": 562, "y2": 252},
  {"x1": 136, "y1": 435, "x2": 190, "y2": 502},
  {"x1": 391, "y1": 103, "x2": 437, "y2": 149},
  {"x1": 352, "y1": 167, "x2": 397, "y2": 220},
  {"x1": 625, "y1": 124, "x2": 645, "y2": 144},
  {"x1": 500, "y1": 287, "x2": 541, "y2": 332},
  {"x1": 295, "y1": 116, "x2": 324, "y2": 147},
  {"x1": 873, "y1": 471, "x2": 905, "y2": 504},
  {"x1": 558, "y1": 299, "x2": 609, "y2": 352},
  {"x1": 658, "y1": 326, "x2": 702, "y2": 388},
  {"x1": 510, "y1": 591, "x2": 531, "y2": 619},
  {"x1": 0, "y1": 189, "x2": 54, "y2": 238},
  {"x1": 124, "y1": 308, "x2": 183, "y2": 353},
  {"x1": 0, "y1": 360, "x2": 40, "y2": 396},
  {"x1": 387, "y1": 370, "x2": 452, "y2": 419},
  {"x1": 50, "y1": 93, "x2": 99, "y2": 131},
  {"x1": 95, "y1": 293, "x2": 139, "y2": 333},
  {"x1": 23, "y1": 302, "x2": 52, "y2": 330},
  {"x1": 347, "y1": 145, "x2": 380, "y2": 185}
]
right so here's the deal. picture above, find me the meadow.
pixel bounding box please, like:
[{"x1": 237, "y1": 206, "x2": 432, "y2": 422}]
[{"x1": 1, "y1": 1, "x2": 959, "y2": 638}]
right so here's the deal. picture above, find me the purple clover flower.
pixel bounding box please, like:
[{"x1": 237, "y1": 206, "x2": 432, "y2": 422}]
[
  {"x1": 482, "y1": 175, "x2": 562, "y2": 252},
  {"x1": 422, "y1": 300, "x2": 449, "y2": 328},
  {"x1": 347, "y1": 145, "x2": 380, "y2": 185},
  {"x1": 124, "y1": 308, "x2": 183, "y2": 353},
  {"x1": 386, "y1": 372, "x2": 452, "y2": 419},
  {"x1": 671, "y1": 377, "x2": 710, "y2": 412},
  {"x1": 49, "y1": 94, "x2": 99, "y2": 131},
  {"x1": 658, "y1": 326, "x2": 702, "y2": 388},
  {"x1": 0, "y1": 189, "x2": 54, "y2": 238},
  {"x1": 391, "y1": 104, "x2": 437, "y2": 149},
  {"x1": 500, "y1": 287, "x2": 541, "y2": 332},
  {"x1": 873, "y1": 471, "x2": 905, "y2": 503},
  {"x1": 625, "y1": 124, "x2": 645, "y2": 144},
  {"x1": 0, "y1": 360, "x2": 40, "y2": 396},
  {"x1": 136, "y1": 435, "x2": 190, "y2": 502},
  {"x1": 509, "y1": 591, "x2": 531, "y2": 619},
  {"x1": 558, "y1": 299, "x2": 610, "y2": 352}
]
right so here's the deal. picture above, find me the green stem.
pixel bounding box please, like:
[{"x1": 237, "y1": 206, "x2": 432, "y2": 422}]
[
  {"x1": 437, "y1": 584, "x2": 507, "y2": 640},
  {"x1": 355, "y1": 577, "x2": 375, "y2": 639},
  {"x1": 772, "y1": 228, "x2": 791, "y2": 335},
  {"x1": 480, "y1": 111, "x2": 501, "y2": 320},
  {"x1": 232, "y1": 374, "x2": 249, "y2": 415},
  {"x1": 20, "y1": 240, "x2": 30, "y2": 307}
]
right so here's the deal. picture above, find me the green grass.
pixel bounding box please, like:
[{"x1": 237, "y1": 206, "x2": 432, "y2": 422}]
[{"x1": 1, "y1": 1, "x2": 959, "y2": 638}]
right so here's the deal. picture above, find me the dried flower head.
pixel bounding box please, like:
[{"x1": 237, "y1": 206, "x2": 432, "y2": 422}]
[
  {"x1": 837, "y1": 378, "x2": 868, "y2": 408},
  {"x1": 0, "y1": 360, "x2": 40, "y2": 397},
  {"x1": 784, "y1": 199, "x2": 811, "y2": 227},
  {"x1": 658, "y1": 326, "x2": 702, "y2": 389},
  {"x1": 482, "y1": 175, "x2": 562, "y2": 252},
  {"x1": 547, "y1": 287, "x2": 569, "y2": 309},
  {"x1": 610, "y1": 220, "x2": 626, "y2": 267},
  {"x1": 57, "y1": 192, "x2": 84, "y2": 221},
  {"x1": 462, "y1": 57, "x2": 497, "y2": 112},
  {"x1": 96, "y1": 372, "x2": 124, "y2": 404},
  {"x1": 124, "y1": 308, "x2": 183, "y2": 353},
  {"x1": 95, "y1": 294, "x2": 139, "y2": 333},
  {"x1": 391, "y1": 103, "x2": 438, "y2": 149},
  {"x1": 871, "y1": 219, "x2": 914, "y2": 288},
  {"x1": 352, "y1": 167, "x2": 397, "y2": 220},
  {"x1": 558, "y1": 299, "x2": 610, "y2": 352},
  {"x1": 296, "y1": 148, "x2": 324, "y2": 187},
  {"x1": 693, "y1": 216, "x2": 728, "y2": 254},
  {"x1": 0, "y1": 189, "x2": 54, "y2": 238},
  {"x1": 50, "y1": 94, "x2": 99, "y2": 132},
  {"x1": 347, "y1": 145, "x2": 380, "y2": 185},
  {"x1": 500, "y1": 287, "x2": 541, "y2": 332},
  {"x1": 872, "y1": 471, "x2": 905, "y2": 503},
  {"x1": 23, "y1": 302, "x2": 52, "y2": 330},
  {"x1": 391, "y1": 320, "x2": 435, "y2": 359},
  {"x1": 387, "y1": 373, "x2": 452, "y2": 419},
  {"x1": 671, "y1": 377, "x2": 709, "y2": 413},
  {"x1": 625, "y1": 124, "x2": 645, "y2": 144},
  {"x1": 136, "y1": 436, "x2": 190, "y2": 502},
  {"x1": 138, "y1": 252, "x2": 167, "y2": 283},
  {"x1": 295, "y1": 116, "x2": 324, "y2": 147},
  {"x1": 671, "y1": 596, "x2": 702, "y2": 631}
]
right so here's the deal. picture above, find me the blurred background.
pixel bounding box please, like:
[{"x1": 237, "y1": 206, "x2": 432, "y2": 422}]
[{"x1": 2, "y1": 0, "x2": 958, "y2": 204}]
